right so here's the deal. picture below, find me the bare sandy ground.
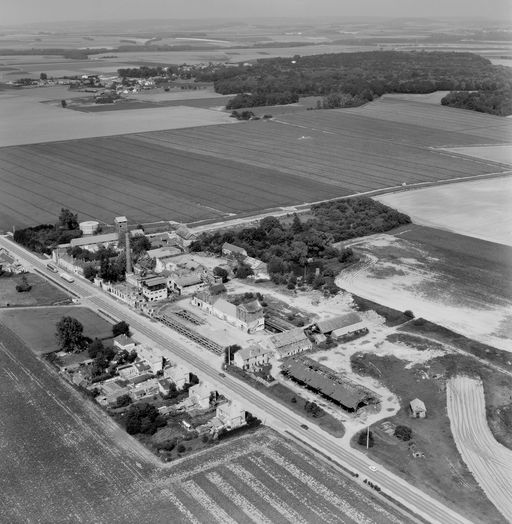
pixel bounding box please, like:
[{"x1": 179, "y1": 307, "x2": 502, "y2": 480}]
[
  {"x1": 337, "y1": 234, "x2": 512, "y2": 352},
  {"x1": 376, "y1": 176, "x2": 512, "y2": 246},
  {"x1": 0, "y1": 89, "x2": 235, "y2": 147},
  {"x1": 447, "y1": 376, "x2": 512, "y2": 522}
]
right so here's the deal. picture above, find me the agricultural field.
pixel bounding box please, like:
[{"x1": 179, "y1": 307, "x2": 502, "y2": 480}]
[
  {"x1": 0, "y1": 322, "x2": 408, "y2": 524},
  {"x1": 447, "y1": 376, "x2": 512, "y2": 522},
  {"x1": 0, "y1": 305, "x2": 113, "y2": 354},
  {"x1": 376, "y1": 176, "x2": 512, "y2": 246},
  {"x1": 0, "y1": 134, "x2": 338, "y2": 228},
  {"x1": 0, "y1": 272, "x2": 70, "y2": 307},
  {"x1": 337, "y1": 225, "x2": 512, "y2": 352}
]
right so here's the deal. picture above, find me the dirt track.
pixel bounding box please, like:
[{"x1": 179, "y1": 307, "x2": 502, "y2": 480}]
[{"x1": 447, "y1": 376, "x2": 512, "y2": 522}]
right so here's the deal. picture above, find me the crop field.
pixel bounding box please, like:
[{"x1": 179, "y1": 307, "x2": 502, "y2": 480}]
[
  {"x1": 0, "y1": 135, "x2": 339, "y2": 228},
  {"x1": 1, "y1": 98, "x2": 510, "y2": 229},
  {"x1": 0, "y1": 323, "x2": 408, "y2": 524},
  {"x1": 0, "y1": 305, "x2": 113, "y2": 353},
  {"x1": 376, "y1": 176, "x2": 512, "y2": 246}
]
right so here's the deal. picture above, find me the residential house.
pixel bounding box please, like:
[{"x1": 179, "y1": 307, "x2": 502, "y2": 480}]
[
  {"x1": 314, "y1": 312, "x2": 367, "y2": 339},
  {"x1": 410, "y1": 398, "x2": 427, "y2": 418},
  {"x1": 188, "y1": 381, "x2": 214, "y2": 409},
  {"x1": 174, "y1": 225, "x2": 197, "y2": 249},
  {"x1": 135, "y1": 345, "x2": 164, "y2": 373},
  {"x1": 113, "y1": 334, "x2": 136, "y2": 351},
  {"x1": 245, "y1": 256, "x2": 270, "y2": 281},
  {"x1": 266, "y1": 328, "x2": 312, "y2": 359},
  {"x1": 233, "y1": 344, "x2": 273, "y2": 370},
  {"x1": 97, "y1": 379, "x2": 131, "y2": 407},
  {"x1": 222, "y1": 242, "x2": 247, "y2": 258},
  {"x1": 158, "y1": 378, "x2": 174, "y2": 396},
  {"x1": 216, "y1": 401, "x2": 246, "y2": 429},
  {"x1": 163, "y1": 364, "x2": 190, "y2": 390},
  {"x1": 130, "y1": 377, "x2": 159, "y2": 401}
]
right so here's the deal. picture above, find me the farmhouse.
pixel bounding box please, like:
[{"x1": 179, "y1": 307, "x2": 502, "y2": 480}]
[
  {"x1": 410, "y1": 398, "x2": 427, "y2": 418},
  {"x1": 192, "y1": 286, "x2": 265, "y2": 333},
  {"x1": 222, "y1": 242, "x2": 247, "y2": 258},
  {"x1": 233, "y1": 344, "x2": 273, "y2": 370},
  {"x1": 281, "y1": 356, "x2": 379, "y2": 413},
  {"x1": 313, "y1": 312, "x2": 367, "y2": 339},
  {"x1": 265, "y1": 328, "x2": 312, "y2": 358}
]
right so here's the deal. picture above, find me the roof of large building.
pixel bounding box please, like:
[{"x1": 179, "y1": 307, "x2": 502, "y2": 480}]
[
  {"x1": 237, "y1": 344, "x2": 273, "y2": 361},
  {"x1": 270, "y1": 328, "x2": 308, "y2": 348},
  {"x1": 175, "y1": 225, "x2": 195, "y2": 240},
  {"x1": 70, "y1": 232, "x2": 119, "y2": 247},
  {"x1": 143, "y1": 275, "x2": 168, "y2": 287},
  {"x1": 214, "y1": 298, "x2": 238, "y2": 318},
  {"x1": 172, "y1": 272, "x2": 203, "y2": 287},
  {"x1": 316, "y1": 312, "x2": 363, "y2": 334},
  {"x1": 238, "y1": 300, "x2": 262, "y2": 314},
  {"x1": 281, "y1": 356, "x2": 378, "y2": 411},
  {"x1": 222, "y1": 242, "x2": 247, "y2": 255},
  {"x1": 147, "y1": 246, "x2": 182, "y2": 259}
]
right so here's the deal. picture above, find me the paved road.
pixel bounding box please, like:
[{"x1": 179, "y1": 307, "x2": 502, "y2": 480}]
[{"x1": 1, "y1": 236, "x2": 472, "y2": 524}]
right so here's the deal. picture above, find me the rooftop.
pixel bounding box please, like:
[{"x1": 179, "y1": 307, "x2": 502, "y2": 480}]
[
  {"x1": 238, "y1": 300, "x2": 262, "y2": 314},
  {"x1": 270, "y1": 328, "x2": 308, "y2": 348},
  {"x1": 222, "y1": 242, "x2": 247, "y2": 255},
  {"x1": 316, "y1": 312, "x2": 363, "y2": 334},
  {"x1": 147, "y1": 246, "x2": 182, "y2": 259},
  {"x1": 113, "y1": 334, "x2": 135, "y2": 346},
  {"x1": 238, "y1": 344, "x2": 272, "y2": 361},
  {"x1": 70, "y1": 232, "x2": 118, "y2": 247}
]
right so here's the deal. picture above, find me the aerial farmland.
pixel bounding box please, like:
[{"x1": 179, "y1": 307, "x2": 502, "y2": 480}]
[{"x1": 0, "y1": 95, "x2": 510, "y2": 229}]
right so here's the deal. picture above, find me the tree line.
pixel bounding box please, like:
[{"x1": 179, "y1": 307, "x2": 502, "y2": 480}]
[
  {"x1": 191, "y1": 197, "x2": 410, "y2": 293},
  {"x1": 441, "y1": 87, "x2": 512, "y2": 116}
]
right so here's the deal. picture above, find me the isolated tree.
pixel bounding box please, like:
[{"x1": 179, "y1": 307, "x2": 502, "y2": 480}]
[
  {"x1": 394, "y1": 425, "x2": 413, "y2": 442},
  {"x1": 112, "y1": 321, "x2": 130, "y2": 337},
  {"x1": 235, "y1": 262, "x2": 253, "y2": 279},
  {"x1": 131, "y1": 235, "x2": 151, "y2": 257},
  {"x1": 87, "y1": 338, "x2": 104, "y2": 359},
  {"x1": 40, "y1": 72, "x2": 47, "y2": 80},
  {"x1": 16, "y1": 275, "x2": 32, "y2": 292},
  {"x1": 58, "y1": 208, "x2": 78, "y2": 230},
  {"x1": 61, "y1": 99, "x2": 67, "y2": 108},
  {"x1": 55, "y1": 316, "x2": 86, "y2": 352}
]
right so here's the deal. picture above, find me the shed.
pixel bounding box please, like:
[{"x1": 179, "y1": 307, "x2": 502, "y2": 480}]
[{"x1": 410, "y1": 398, "x2": 427, "y2": 418}]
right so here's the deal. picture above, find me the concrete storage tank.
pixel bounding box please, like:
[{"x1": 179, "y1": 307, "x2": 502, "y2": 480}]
[{"x1": 79, "y1": 221, "x2": 99, "y2": 235}]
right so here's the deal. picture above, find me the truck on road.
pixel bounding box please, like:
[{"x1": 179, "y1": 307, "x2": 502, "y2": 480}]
[{"x1": 59, "y1": 273, "x2": 74, "y2": 283}]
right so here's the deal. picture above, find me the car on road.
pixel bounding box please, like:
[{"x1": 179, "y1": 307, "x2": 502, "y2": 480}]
[
  {"x1": 300, "y1": 424, "x2": 309, "y2": 430},
  {"x1": 368, "y1": 465, "x2": 378, "y2": 472},
  {"x1": 218, "y1": 373, "x2": 226, "y2": 378}
]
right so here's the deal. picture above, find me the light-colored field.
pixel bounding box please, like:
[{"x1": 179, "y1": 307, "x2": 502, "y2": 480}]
[
  {"x1": 0, "y1": 90, "x2": 235, "y2": 146},
  {"x1": 381, "y1": 92, "x2": 450, "y2": 105},
  {"x1": 442, "y1": 145, "x2": 512, "y2": 164},
  {"x1": 376, "y1": 176, "x2": 512, "y2": 246},
  {"x1": 337, "y1": 229, "x2": 512, "y2": 352},
  {"x1": 447, "y1": 376, "x2": 512, "y2": 522}
]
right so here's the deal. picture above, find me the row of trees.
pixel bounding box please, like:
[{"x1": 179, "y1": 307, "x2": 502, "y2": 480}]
[{"x1": 226, "y1": 92, "x2": 299, "y2": 109}]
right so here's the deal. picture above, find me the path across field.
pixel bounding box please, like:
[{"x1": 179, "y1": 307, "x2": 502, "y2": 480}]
[{"x1": 447, "y1": 376, "x2": 512, "y2": 522}]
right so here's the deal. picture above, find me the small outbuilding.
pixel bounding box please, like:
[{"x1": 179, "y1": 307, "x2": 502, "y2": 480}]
[{"x1": 410, "y1": 398, "x2": 427, "y2": 418}]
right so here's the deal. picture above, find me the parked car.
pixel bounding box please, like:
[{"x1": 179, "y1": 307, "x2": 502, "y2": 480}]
[{"x1": 300, "y1": 424, "x2": 309, "y2": 430}]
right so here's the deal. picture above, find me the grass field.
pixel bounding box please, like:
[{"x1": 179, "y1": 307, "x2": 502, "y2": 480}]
[
  {"x1": 0, "y1": 306, "x2": 113, "y2": 353},
  {"x1": 1, "y1": 100, "x2": 510, "y2": 230},
  {"x1": 0, "y1": 272, "x2": 70, "y2": 307},
  {"x1": 0, "y1": 322, "x2": 408, "y2": 524}
]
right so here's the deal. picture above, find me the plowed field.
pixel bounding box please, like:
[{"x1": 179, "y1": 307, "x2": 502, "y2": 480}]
[
  {"x1": 0, "y1": 100, "x2": 510, "y2": 229},
  {"x1": 0, "y1": 323, "x2": 408, "y2": 524}
]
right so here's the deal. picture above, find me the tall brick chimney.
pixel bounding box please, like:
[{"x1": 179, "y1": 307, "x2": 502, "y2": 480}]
[{"x1": 125, "y1": 231, "x2": 132, "y2": 275}]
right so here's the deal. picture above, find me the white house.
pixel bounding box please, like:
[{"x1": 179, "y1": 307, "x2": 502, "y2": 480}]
[
  {"x1": 188, "y1": 381, "x2": 214, "y2": 409},
  {"x1": 216, "y1": 400, "x2": 246, "y2": 429},
  {"x1": 135, "y1": 345, "x2": 164, "y2": 373},
  {"x1": 314, "y1": 312, "x2": 367, "y2": 339},
  {"x1": 163, "y1": 364, "x2": 190, "y2": 390},
  {"x1": 233, "y1": 344, "x2": 273, "y2": 370},
  {"x1": 410, "y1": 398, "x2": 427, "y2": 418},
  {"x1": 113, "y1": 334, "x2": 136, "y2": 351}
]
